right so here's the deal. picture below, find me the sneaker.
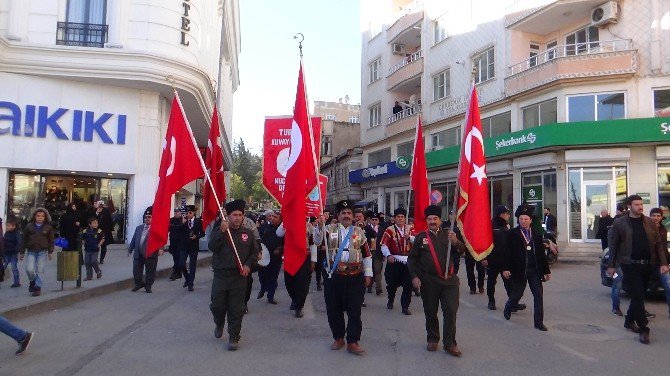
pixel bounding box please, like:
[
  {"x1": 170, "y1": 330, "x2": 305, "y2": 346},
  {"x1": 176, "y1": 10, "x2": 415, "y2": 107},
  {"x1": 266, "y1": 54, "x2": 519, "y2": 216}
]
[
  {"x1": 611, "y1": 308, "x2": 624, "y2": 317},
  {"x1": 16, "y1": 332, "x2": 34, "y2": 355}
]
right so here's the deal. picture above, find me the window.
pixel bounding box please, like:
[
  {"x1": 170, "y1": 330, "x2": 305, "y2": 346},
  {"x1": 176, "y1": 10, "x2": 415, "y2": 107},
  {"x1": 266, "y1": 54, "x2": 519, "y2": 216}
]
[
  {"x1": 322, "y1": 136, "x2": 332, "y2": 157},
  {"x1": 529, "y1": 43, "x2": 540, "y2": 67},
  {"x1": 433, "y1": 69, "x2": 450, "y2": 101},
  {"x1": 67, "y1": 0, "x2": 107, "y2": 24},
  {"x1": 368, "y1": 148, "x2": 391, "y2": 167},
  {"x1": 325, "y1": 114, "x2": 336, "y2": 120},
  {"x1": 431, "y1": 127, "x2": 460, "y2": 150},
  {"x1": 369, "y1": 59, "x2": 381, "y2": 83},
  {"x1": 397, "y1": 141, "x2": 414, "y2": 159},
  {"x1": 434, "y1": 14, "x2": 448, "y2": 45},
  {"x1": 473, "y1": 47, "x2": 495, "y2": 84},
  {"x1": 481, "y1": 111, "x2": 511, "y2": 137},
  {"x1": 59, "y1": 0, "x2": 108, "y2": 47},
  {"x1": 349, "y1": 116, "x2": 359, "y2": 123},
  {"x1": 368, "y1": 104, "x2": 381, "y2": 128},
  {"x1": 431, "y1": 131, "x2": 445, "y2": 150},
  {"x1": 522, "y1": 99, "x2": 557, "y2": 129},
  {"x1": 546, "y1": 41, "x2": 558, "y2": 60},
  {"x1": 568, "y1": 93, "x2": 625, "y2": 122},
  {"x1": 566, "y1": 26, "x2": 599, "y2": 56},
  {"x1": 654, "y1": 89, "x2": 670, "y2": 117}
]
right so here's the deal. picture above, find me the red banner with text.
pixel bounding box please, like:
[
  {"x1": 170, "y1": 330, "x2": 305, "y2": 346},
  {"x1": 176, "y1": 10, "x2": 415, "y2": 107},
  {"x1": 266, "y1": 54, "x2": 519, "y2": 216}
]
[
  {"x1": 306, "y1": 174, "x2": 328, "y2": 217},
  {"x1": 263, "y1": 116, "x2": 322, "y2": 205}
]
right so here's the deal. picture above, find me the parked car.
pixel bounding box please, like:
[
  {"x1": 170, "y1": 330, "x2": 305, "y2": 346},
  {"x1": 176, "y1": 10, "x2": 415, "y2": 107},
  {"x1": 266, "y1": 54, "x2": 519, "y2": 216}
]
[{"x1": 600, "y1": 249, "x2": 666, "y2": 299}]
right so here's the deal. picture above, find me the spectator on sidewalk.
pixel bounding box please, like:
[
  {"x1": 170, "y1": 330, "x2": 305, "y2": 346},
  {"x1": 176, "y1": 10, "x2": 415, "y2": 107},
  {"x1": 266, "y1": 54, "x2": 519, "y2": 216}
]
[
  {"x1": 82, "y1": 218, "x2": 104, "y2": 280},
  {"x1": 60, "y1": 203, "x2": 81, "y2": 252},
  {"x1": 93, "y1": 201, "x2": 114, "y2": 265},
  {"x1": 4, "y1": 217, "x2": 22, "y2": 288},
  {"x1": 0, "y1": 315, "x2": 33, "y2": 355},
  {"x1": 20, "y1": 208, "x2": 55, "y2": 297},
  {"x1": 128, "y1": 207, "x2": 162, "y2": 293},
  {"x1": 649, "y1": 207, "x2": 670, "y2": 318}
]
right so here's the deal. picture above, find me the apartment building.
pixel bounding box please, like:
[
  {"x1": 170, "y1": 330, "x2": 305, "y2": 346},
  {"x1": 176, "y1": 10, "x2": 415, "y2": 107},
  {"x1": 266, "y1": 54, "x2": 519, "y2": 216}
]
[
  {"x1": 359, "y1": 0, "x2": 670, "y2": 253},
  {"x1": 0, "y1": 0, "x2": 240, "y2": 241}
]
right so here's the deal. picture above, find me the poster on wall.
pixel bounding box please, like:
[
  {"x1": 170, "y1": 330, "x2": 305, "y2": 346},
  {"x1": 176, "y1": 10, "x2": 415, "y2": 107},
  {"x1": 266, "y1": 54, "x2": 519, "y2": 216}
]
[{"x1": 262, "y1": 116, "x2": 322, "y2": 205}]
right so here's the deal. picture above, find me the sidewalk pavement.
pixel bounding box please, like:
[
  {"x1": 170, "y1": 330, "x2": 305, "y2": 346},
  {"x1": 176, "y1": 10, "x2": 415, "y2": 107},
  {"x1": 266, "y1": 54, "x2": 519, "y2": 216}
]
[{"x1": 0, "y1": 244, "x2": 211, "y2": 321}]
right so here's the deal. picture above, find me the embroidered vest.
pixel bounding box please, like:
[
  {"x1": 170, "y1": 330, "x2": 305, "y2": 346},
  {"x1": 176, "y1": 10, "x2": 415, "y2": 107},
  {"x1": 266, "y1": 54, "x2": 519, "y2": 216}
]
[{"x1": 325, "y1": 224, "x2": 366, "y2": 264}]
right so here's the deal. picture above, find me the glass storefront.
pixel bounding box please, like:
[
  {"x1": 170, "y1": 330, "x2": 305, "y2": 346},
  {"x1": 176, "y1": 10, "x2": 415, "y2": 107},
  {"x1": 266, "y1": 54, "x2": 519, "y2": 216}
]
[
  {"x1": 8, "y1": 172, "x2": 128, "y2": 241},
  {"x1": 657, "y1": 163, "x2": 670, "y2": 241},
  {"x1": 431, "y1": 177, "x2": 512, "y2": 221},
  {"x1": 521, "y1": 170, "x2": 557, "y2": 225},
  {"x1": 568, "y1": 166, "x2": 627, "y2": 242}
]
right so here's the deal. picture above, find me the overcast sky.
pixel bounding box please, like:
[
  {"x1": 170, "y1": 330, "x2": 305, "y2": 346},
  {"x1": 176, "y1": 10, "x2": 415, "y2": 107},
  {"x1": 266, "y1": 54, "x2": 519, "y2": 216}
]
[{"x1": 232, "y1": 0, "x2": 361, "y2": 153}]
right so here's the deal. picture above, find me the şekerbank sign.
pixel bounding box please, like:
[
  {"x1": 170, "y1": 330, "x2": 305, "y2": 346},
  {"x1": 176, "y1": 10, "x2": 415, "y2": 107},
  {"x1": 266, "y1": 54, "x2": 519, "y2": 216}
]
[
  {"x1": 0, "y1": 101, "x2": 127, "y2": 144},
  {"x1": 426, "y1": 117, "x2": 670, "y2": 168}
]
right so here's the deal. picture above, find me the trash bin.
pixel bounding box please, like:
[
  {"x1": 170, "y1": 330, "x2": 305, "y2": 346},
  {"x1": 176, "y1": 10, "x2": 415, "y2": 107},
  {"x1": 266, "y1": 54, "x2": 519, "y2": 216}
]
[{"x1": 57, "y1": 250, "x2": 80, "y2": 282}]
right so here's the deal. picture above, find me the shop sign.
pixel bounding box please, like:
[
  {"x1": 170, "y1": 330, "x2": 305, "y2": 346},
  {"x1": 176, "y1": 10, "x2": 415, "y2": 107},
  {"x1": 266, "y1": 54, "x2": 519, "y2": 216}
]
[
  {"x1": 427, "y1": 117, "x2": 670, "y2": 169},
  {"x1": 523, "y1": 185, "x2": 543, "y2": 202},
  {"x1": 349, "y1": 161, "x2": 410, "y2": 184},
  {"x1": 0, "y1": 101, "x2": 127, "y2": 144},
  {"x1": 636, "y1": 192, "x2": 651, "y2": 204},
  {"x1": 180, "y1": 0, "x2": 191, "y2": 46},
  {"x1": 396, "y1": 156, "x2": 410, "y2": 170}
]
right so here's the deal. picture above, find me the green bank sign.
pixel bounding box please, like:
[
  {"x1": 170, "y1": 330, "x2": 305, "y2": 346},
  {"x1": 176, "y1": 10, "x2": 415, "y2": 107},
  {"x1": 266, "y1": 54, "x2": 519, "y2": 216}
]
[{"x1": 426, "y1": 117, "x2": 670, "y2": 169}]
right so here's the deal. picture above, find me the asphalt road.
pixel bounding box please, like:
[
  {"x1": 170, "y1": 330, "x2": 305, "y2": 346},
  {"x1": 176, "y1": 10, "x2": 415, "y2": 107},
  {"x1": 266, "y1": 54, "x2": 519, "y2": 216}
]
[{"x1": 1, "y1": 262, "x2": 669, "y2": 376}]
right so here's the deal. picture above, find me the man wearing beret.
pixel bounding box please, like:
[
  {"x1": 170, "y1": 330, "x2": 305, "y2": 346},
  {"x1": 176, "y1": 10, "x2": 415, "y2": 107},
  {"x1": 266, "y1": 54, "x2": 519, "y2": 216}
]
[
  {"x1": 180, "y1": 205, "x2": 205, "y2": 291},
  {"x1": 209, "y1": 199, "x2": 259, "y2": 351},
  {"x1": 482, "y1": 205, "x2": 517, "y2": 311},
  {"x1": 128, "y1": 206, "x2": 162, "y2": 293},
  {"x1": 501, "y1": 204, "x2": 552, "y2": 331},
  {"x1": 380, "y1": 207, "x2": 414, "y2": 314},
  {"x1": 409, "y1": 205, "x2": 465, "y2": 356},
  {"x1": 322, "y1": 200, "x2": 372, "y2": 355}
]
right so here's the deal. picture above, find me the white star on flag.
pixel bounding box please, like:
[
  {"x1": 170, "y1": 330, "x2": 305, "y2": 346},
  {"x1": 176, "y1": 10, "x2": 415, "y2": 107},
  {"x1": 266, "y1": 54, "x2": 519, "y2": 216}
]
[{"x1": 470, "y1": 163, "x2": 487, "y2": 185}]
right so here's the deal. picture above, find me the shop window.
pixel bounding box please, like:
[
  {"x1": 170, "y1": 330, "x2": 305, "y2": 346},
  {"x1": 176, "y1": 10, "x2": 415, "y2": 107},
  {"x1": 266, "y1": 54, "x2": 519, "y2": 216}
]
[
  {"x1": 368, "y1": 148, "x2": 391, "y2": 166},
  {"x1": 567, "y1": 92, "x2": 625, "y2": 122},
  {"x1": 490, "y1": 176, "x2": 514, "y2": 223},
  {"x1": 431, "y1": 182, "x2": 456, "y2": 219},
  {"x1": 657, "y1": 164, "x2": 670, "y2": 241},
  {"x1": 653, "y1": 89, "x2": 670, "y2": 117},
  {"x1": 522, "y1": 99, "x2": 557, "y2": 129},
  {"x1": 521, "y1": 171, "x2": 557, "y2": 229},
  {"x1": 482, "y1": 111, "x2": 511, "y2": 137}
]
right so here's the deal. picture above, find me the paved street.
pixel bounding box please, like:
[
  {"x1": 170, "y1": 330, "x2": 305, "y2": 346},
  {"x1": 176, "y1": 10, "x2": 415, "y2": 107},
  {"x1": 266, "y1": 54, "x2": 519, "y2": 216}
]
[{"x1": 1, "y1": 262, "x2": 669, "y2": 376}]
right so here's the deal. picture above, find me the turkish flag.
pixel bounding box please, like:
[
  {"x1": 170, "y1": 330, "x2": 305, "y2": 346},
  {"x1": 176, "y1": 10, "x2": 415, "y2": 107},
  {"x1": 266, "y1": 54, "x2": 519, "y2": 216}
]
[
  {"x1": 202, "y1": 107, "x2": 227, "y2": 229},
  {"x1": 410, "y1": 115, "x2": 429, "y2": 233},
  {"x1": 146, "y1": 94, "x2": 204, "y2": 256},
  {"x1": 456, "y1": 86, "x2": 493, "y2": 260},
  {"x1": 282, "y1": 62, "x2": 316, "y2": 276}
]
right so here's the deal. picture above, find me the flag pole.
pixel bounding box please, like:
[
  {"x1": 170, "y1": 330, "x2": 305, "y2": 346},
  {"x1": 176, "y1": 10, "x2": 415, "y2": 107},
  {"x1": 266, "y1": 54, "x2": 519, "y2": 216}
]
[
  {"x1": 174, "y1": 90, "x2": 244, "y2": 273},
  {"x1": 445, "y1": 77, "x2": 476, "y2": 278},
  {"x1": 295, "y1": 33, "x2": 332, "y2": 276}
]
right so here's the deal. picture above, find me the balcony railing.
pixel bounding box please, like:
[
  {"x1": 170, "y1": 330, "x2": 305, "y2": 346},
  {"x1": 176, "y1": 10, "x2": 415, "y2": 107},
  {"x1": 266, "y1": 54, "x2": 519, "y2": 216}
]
[
  {"x1": 388, "y1": 50, "x2": 423, "y2": 76},
  {"x1": 56, "y1": 22, "x2": 108, "y2": 48},
  {"x1": 387, "y1": 105, "x2": 421, "y2": 125},
  {"x1": 392, "y1": 0, "x2": 423, "y2": 24},
  {"x1": 507, "y1": 39, "x2": 633, "y2": 76}
]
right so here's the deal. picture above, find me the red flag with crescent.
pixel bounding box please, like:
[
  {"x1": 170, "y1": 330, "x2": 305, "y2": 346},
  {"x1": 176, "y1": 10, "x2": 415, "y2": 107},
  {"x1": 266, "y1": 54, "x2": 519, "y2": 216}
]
[
  {"x1": 146, "y1": 94, "x2": 204, "y2": 256},
  {"x1": 202, "y1": 107, "x2": 227, "y2": 229},
  {"x1": 410, "y1": 115, "x2": 429, "y2": 233},
  {"x1": 456, "y1": 86, "x2": 493, "y2": 260}
]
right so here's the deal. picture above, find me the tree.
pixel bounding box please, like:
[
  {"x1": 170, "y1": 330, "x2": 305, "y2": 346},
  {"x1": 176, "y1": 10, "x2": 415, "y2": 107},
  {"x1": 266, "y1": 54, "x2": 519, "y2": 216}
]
[{"x1": 229, "y1": 173, "x2": 246, "y2": 201}]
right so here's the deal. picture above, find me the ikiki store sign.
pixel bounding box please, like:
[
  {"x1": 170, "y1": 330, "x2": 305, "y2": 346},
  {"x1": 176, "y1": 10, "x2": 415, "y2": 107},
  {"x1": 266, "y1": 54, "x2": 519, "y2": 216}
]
[{"x1": 426, "y1": 117, "x2": 670, "y2": 168}]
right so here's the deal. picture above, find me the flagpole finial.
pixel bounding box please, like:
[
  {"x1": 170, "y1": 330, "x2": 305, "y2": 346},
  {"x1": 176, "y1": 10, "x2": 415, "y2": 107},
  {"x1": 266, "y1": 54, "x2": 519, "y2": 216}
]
[
  {"x1": 293, "y1": 33, "x2": 304, "y2": 57},
  {"x1": 166, "y1": 75, "x2": 177, "y2": 93}
]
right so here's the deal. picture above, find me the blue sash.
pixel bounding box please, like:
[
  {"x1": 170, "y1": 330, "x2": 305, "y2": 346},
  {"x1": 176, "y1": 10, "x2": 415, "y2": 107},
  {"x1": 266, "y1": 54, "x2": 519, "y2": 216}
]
[{"x1": 329, "y1": 226, "x2": 355, "y2": 274}]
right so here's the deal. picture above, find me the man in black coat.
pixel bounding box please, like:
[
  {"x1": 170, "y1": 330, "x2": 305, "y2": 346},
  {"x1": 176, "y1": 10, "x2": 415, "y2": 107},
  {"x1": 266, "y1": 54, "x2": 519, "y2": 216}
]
[
  {"x1": 168, "y1": 207, "x2": 189, "y2": 280},
  {"x1": 543, "y1": 207, "x2": 557, "y2": 234},
  {"x1": 595, "y1": 209, "x2": 614, "y2": 250},
  {"x1": 93, "y1": 201, "x2": 114, "y2": 264},
  {"x1": 257, "y1": 210, "x2": 284, "y2": 304},
  {"x1": 501, "y1": 204, "x2": 552, "y2": 331},
  {"x1": 128, "y1": 206, "x2": 162, "y2": 293},
  {"x1": 181, "y1": 205, "x2": 205, "y2": 291},
  {"x1": 482, "y1": 205, "x2": 516, "y2": 311}
]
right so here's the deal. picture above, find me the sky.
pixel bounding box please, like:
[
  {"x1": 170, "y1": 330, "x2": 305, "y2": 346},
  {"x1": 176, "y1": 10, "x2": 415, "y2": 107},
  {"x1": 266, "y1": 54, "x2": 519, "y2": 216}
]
[{"x1": 232, "y1": 0, "x2": 362, "y2": 153}]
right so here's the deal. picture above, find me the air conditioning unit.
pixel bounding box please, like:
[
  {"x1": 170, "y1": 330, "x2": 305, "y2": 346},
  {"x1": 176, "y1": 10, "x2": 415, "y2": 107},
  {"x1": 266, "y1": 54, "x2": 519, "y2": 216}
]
[
  {"x1": 591, "y1": 1, "x2": 619, "y2": 27},
  {"x1": 392, "y1": 43, "x2": 406, "y2": 55}
]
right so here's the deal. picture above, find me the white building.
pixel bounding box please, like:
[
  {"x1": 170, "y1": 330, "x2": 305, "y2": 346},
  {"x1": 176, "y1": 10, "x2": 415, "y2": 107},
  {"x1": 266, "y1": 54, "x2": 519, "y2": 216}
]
[
  {"x1": 359, "y1": 0, "x2": 670, "y2": 255},
  {"x1": 0, "y1": 0, "x2": 239, "y2": 242}
]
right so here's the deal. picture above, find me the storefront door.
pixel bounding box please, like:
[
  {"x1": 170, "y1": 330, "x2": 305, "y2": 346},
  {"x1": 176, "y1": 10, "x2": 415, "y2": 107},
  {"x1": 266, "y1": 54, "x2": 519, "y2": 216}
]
[{"x1": 582, "y1": 181, "x2": 613, "y2": 241}]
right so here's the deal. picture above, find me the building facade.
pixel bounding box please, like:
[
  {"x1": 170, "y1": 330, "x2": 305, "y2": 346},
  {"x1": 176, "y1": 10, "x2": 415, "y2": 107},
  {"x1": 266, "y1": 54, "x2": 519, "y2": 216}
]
[
  {"x1": 313, "y1": 99, "x2": 361, "y2": 165},
  {"x1": 0, "y1": 0, "x2": 239, "y2": 241},
  {"x1": 359, "y1": 0, "x2": 670, "y2": 255},
  {"x1": 320, "y1": 147, "x2": 364, "y2": 208}
]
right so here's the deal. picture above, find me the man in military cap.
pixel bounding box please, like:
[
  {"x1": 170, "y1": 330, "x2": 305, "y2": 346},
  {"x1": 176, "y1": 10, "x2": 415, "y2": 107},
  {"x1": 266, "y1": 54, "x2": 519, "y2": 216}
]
[
  {"x1": 322, "y1": 200, "x2": 372, "y2": 355},
  {"x1": 409, "y1": 205, "x2": 465, "y2": 356},
  {"x1": 128, "y1": 206, "x2": 163, "y2": 293},
  {"x1": 209, "y1": 199, "x2": 259, "y2": 351},
  {"x1": 380, "y1": 207, "x2": 414, "y2": 314},
  {"x1": 180, "y1": 205, "x2": 205, "y2": 291},
  {"x1": 168, "y1": 207, "x2": 188, "y2": 281}
]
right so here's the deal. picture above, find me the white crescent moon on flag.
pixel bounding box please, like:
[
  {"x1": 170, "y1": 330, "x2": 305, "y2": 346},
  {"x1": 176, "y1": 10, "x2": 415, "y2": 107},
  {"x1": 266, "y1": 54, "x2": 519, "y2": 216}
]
[
  {"x1": 464, "y1": 127, "x2": 484, "y2": 163},
  {"x1": 284, "y1": 119, "x2": 302, "y2": 172},
  {"x1": 166, "y1": 137, "x2": 177, "y2": 177}
]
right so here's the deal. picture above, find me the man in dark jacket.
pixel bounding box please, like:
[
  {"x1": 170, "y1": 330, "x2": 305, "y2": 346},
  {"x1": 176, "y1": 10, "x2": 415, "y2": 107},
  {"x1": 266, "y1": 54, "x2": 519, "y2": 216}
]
[
  {"x1": 501, "y1": 204, "x2": 552, "y2": 331},
  {"x1": 168, "y1": 207, "x2": 189, "y2": 281},
  {"x1": 128, "y1": 207, "x2": 162, "y2": 293},
  {"x1": 483, "y1": 205, "x2": 515, "y2": 311},
  {"x1": 650, "y1": 207, "x2": 670, "y2": 317},
  {"x1": 257, "y1": 210, "x2": 283, "y2": 304},
  {"x1": 182, "y1": 205, "x2": 205, "y2": 291},
  {"x1": 209, "y1": 199, "x2": 259, "y2": 351},
  {"x1": 607, "y1": 195, "x2": 669, "y2": 344},
  {"x1": 93, "y1": 201, "x2": 114, "y2": 264},
  {"x1": 596, "y1": 209, "x2": 614, "y2": 250}
]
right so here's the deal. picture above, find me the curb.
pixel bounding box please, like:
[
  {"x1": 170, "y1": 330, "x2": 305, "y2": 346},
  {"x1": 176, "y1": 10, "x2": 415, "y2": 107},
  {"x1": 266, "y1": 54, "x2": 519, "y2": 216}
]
[{"x1": 1, "y1": 254, "x2": 213, "y2": 321}]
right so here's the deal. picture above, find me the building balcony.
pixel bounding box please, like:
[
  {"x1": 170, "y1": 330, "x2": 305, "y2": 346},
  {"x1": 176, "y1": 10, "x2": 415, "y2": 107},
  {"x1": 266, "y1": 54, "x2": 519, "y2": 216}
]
[
  {"x1": 386, "y1": 105, "x2": 420, "y2": 138},
  {"x1": 387, "y1": 0, "x2": 423, "y2": 42},
  {"x1": 387, "y1": 50, "x2": 423, "y2": 91},
  {"x1": 56, "y1": 22, "x2": 108, "y2": 48},
  {"x1": 505, "y1": 40, "x2": 637, "y2": 97},
  {"x1": 505, "y1": 0, "x2": 604, "y2": 35}
]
